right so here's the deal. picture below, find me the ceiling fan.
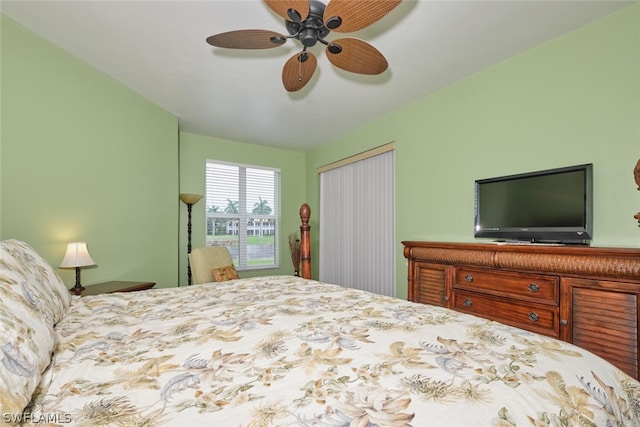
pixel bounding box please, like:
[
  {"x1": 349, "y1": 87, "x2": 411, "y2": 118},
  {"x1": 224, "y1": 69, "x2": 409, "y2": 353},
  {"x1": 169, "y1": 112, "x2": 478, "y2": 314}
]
[{"x1": 206, "y1": 0, "x2": 402, "y2": 92}]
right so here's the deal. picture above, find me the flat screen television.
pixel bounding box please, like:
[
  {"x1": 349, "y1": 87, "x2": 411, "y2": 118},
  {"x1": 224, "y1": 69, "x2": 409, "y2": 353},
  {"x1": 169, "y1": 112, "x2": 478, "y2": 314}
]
[{"x1": 474, "y1": 163, "x2": 593, "y2": 244}]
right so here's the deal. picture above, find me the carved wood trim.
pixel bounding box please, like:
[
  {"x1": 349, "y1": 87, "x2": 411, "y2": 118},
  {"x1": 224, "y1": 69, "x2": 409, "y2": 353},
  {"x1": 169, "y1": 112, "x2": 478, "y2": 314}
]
[
  {"x1": 405, "y1": 247, "x2": 496, "y2": 268},
  {"x1": 493, "y1": 252, "x2": 640, "y2": 279},
  {"x1": 403, "y1": 242, "x2": 640, "y2": 281}
]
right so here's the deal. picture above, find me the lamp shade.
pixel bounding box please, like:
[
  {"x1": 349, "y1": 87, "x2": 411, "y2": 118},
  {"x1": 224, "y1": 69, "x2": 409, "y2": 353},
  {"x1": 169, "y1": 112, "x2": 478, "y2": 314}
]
[
  {"x1": 59, "y1": 242, "x2": 96, "y2": 268},
  {"x1": 179, "y1": 193, "x2": 203, "y2": 205}
]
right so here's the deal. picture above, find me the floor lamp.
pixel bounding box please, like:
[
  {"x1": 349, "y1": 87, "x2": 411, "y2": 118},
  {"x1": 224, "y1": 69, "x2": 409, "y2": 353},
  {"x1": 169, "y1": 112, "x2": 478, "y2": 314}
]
[{"x1": 180, "y1": 193, "x2": 203, "y2": 285}]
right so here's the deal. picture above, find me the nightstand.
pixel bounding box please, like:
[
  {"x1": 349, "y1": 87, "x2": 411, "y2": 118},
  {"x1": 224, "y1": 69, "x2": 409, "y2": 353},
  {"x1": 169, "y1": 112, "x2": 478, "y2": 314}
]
[{"x1": 72, "y1": 281, "x2": 156, "y2": 296}]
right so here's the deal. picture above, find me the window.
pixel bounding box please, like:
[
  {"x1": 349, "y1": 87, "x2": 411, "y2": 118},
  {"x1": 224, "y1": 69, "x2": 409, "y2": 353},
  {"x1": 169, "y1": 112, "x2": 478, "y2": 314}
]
[{"x1": 205, "y1": 160, "x2": 280, "y2": 270}]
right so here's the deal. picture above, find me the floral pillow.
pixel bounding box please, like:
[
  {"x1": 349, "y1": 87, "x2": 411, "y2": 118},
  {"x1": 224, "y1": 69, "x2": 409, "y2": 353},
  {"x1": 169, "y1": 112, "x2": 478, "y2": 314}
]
[
  {"x1": 0, "y1": 240, "x2": 66, "y2": 415},
  {"x1": 211, "y1": 265, "x2": 239, "y2": 282},
  {"x1": 0, "y1": 239, "x2": 71, "y2": 325}
]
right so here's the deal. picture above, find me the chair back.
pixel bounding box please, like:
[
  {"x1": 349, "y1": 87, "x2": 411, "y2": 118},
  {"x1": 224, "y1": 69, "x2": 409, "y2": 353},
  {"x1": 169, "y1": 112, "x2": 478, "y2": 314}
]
[{"x1": 189, "y1": 246, "x2": 235, "y2": 284}]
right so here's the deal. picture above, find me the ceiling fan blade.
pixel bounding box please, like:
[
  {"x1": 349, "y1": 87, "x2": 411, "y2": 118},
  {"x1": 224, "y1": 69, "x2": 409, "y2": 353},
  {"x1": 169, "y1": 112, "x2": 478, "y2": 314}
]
[
  {"x1": 326, "y1": 38, "x2": 388, "y2": 75},
  {"x1": 206, "y1": 29, "x2": 287, "y2": 49},
  {"x1": 264, "y1": 0, "x2": 310, "y2": 22},
  {"x1": 282, "y1": 51, "x2": 317, "y2": 92},
  {"x1": 324, "y1": 0, "x2": 402, "y2": 33}
]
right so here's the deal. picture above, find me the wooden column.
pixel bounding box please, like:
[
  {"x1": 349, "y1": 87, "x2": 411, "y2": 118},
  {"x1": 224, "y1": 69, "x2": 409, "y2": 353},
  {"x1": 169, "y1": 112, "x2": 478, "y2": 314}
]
[{"x1": 299, "y1": 203, "x2": 311, "y2": 279}]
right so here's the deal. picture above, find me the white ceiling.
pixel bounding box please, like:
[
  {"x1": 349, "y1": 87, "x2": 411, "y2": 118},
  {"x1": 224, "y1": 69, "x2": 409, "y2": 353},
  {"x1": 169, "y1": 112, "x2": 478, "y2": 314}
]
[{"x1": 1, "y1": 0, "x2": 634, "y2": 150}]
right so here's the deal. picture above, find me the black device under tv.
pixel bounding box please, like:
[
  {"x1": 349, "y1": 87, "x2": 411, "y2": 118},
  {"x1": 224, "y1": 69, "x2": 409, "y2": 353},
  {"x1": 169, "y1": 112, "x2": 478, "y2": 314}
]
[{"x1": 474, "y1": 163, "x2": 593, "y2": 245}]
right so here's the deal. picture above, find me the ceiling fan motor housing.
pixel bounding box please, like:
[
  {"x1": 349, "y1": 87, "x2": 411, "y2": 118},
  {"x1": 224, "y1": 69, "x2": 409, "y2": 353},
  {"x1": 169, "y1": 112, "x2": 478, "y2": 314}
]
[{"x1": 285, "y1": 0, "x2": 330, "y2": 47}]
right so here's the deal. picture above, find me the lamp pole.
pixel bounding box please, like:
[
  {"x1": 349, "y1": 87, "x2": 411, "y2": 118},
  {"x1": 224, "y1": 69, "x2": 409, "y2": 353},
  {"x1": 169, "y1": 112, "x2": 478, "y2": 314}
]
[
  {"x1": 179, "y1": 194, "x2": 203, "y2": 286},
  {"x1": 186, "y1": 202, "x2": 194, "y2": 285}
]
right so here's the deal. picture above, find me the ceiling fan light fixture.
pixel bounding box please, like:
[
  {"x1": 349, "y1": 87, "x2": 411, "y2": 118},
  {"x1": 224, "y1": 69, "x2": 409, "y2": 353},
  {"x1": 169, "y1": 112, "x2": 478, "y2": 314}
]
[
  {"x1": 287, "y1": 8, "x2": 302, "y2": 23},
  {"x1": 327, "y1": 42, "x2": 342, "y2": 54},
  {"x1": 270, "y1": 36, "x2": 287, "y2": 45},
  {"x1": 325, "y1": 16, "x2": 342, "y2": 30}
]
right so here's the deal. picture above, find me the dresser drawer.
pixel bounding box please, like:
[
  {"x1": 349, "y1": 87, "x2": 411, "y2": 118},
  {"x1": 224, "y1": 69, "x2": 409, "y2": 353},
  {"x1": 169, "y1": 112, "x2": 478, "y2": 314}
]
[
  {"x1": 452, "y1": 290, "x2": 560, "y2": 338},
  {"x1": 454, "y1": 268, "x2": 558, "y2": 305}
]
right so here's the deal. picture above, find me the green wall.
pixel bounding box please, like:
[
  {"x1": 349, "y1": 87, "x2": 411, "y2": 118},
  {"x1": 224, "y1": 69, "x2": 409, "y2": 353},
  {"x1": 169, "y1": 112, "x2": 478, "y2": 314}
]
[
  {"x1": 2, "y1": 5, "x2": 638, "y2": 296},
  {"x1": 178, "y1": 132, "x2": 306, "y2": 286},
  {"x1": 1, "y1": 15, "x2": 180, "y2": 289},
  {"x1": 306, "y1": 4, "x2": 640, "y2": 298}
]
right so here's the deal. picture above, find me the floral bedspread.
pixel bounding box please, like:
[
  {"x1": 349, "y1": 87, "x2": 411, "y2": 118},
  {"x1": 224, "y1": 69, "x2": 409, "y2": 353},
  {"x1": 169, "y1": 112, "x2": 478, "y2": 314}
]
[{"x1": 28, "y1": 276, "x2": 640, "y2": 426}]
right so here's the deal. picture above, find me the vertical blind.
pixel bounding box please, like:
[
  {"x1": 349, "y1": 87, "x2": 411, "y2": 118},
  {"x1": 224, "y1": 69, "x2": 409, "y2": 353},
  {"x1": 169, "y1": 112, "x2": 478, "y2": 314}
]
[
  {"x1": 319, "y1": 148, "x2": 395, "y2": 296},
  {"x1": 205, "y1": 160, "x2": 280, "y2": 270}
]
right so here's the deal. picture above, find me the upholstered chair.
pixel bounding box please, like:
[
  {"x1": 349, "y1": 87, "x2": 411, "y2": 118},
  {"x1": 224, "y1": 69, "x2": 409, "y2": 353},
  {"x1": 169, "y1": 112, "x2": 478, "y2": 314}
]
[{"x1": 188, "y1": 246, "x2": 238, "y2": 284}]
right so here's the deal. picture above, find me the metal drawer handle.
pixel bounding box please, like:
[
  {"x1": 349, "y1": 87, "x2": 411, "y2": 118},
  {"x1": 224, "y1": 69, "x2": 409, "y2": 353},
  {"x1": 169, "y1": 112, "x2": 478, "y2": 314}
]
[
  {"x1": 443, "y1": 296, "x2": 450, "y2": 302},
  {"x1": 528, "y1": 283, "x2": 540, "y2": 293},
  {"x1": 464, "y1": 274, "x2": 473, "y2": 283},
  {"x1": 528, "y1": 312, "x2": 539, "y2": 322},
  {"x1": 464, "y1": 299, "x2": 473, "y2": 307}
]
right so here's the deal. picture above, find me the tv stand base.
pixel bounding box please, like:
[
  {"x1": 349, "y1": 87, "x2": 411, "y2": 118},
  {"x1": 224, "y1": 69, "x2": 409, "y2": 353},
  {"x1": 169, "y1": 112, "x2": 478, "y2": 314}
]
[{"x1": 402, "y1": 240, "x2": 640, "y2": 380}]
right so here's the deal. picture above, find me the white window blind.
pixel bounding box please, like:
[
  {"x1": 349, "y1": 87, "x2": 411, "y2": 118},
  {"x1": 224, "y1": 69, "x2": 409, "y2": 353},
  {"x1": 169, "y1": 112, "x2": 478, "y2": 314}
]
[
  {"x1": 205, "y1": 160, "x2": 280, "y2": 270},
  {"x1": 319, "y1": 148, "x2": 395, "y2": 296}
]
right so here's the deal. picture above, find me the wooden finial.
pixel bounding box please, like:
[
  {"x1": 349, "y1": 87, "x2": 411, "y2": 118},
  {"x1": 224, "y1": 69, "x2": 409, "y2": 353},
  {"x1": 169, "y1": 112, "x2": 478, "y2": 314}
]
[{"x1": 299, "y1": 203, "x2": 310, "y2": 225}]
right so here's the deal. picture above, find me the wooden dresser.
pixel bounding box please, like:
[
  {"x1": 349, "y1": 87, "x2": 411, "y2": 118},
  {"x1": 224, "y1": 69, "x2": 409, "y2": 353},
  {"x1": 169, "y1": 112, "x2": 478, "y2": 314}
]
[{"x1": 402, "y1": 241, "x2": 640, "y2": 380}]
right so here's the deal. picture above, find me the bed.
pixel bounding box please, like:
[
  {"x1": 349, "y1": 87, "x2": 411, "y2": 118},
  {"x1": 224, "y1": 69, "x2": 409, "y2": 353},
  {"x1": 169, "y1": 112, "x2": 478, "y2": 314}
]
[{"x1": 1, "y1": 207, "x2": 639, "y2": 426}]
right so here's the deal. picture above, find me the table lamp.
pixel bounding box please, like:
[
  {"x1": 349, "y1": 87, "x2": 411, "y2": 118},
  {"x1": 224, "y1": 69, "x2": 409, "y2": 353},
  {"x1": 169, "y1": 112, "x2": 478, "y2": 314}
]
[{"x1": 60, "y1": 242, "x2": 96, "y2": 293}]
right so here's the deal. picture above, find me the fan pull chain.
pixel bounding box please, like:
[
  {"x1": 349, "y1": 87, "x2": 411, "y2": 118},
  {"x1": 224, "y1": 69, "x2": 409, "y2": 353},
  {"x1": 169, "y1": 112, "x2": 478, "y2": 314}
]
[
  {"x1": 298, "y1": 52, "x2": 304, "y2": 81},
  {"x1": 296, "y1": 50, "x2": 310, "y2": 82}
]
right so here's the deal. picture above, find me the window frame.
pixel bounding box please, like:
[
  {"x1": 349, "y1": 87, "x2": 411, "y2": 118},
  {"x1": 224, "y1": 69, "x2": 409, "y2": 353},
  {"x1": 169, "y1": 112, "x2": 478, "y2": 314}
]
[{"x1": 205, "y1": 159, "x2": 280, "y2": 271}]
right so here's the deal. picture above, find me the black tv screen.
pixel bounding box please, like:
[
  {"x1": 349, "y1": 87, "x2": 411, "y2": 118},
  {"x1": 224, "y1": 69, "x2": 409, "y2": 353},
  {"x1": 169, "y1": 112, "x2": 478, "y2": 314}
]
[{"x1": 474, "y1": 164, "x2": 593, "y2": 244}]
